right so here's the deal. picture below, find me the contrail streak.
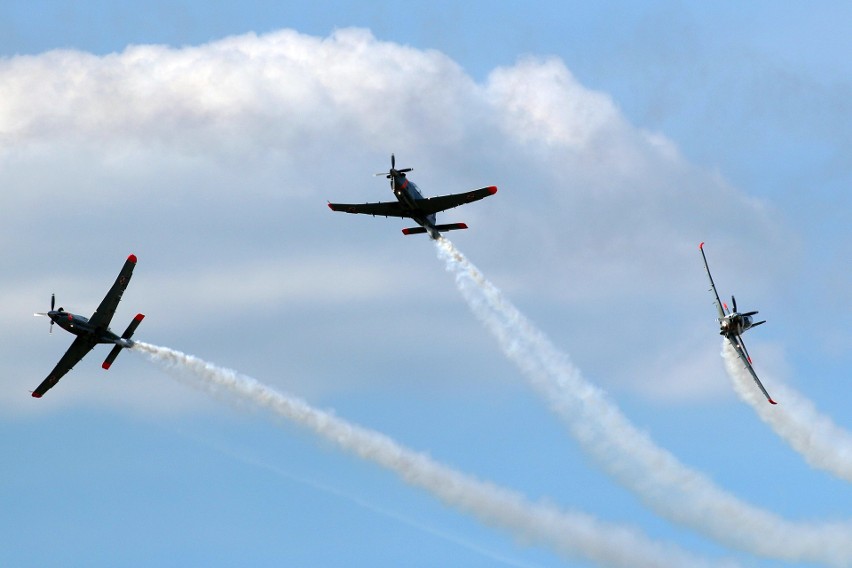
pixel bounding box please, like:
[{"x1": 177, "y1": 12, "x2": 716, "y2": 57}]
[
  {"x1": 723, "y1": 340, "x2": 852, "y2": 482},
  {"x1": 132, "y1": 341, "x2": 725, "y2": 568},
  {"x1": 436, "y1": 237, "x2": 852, "y2": 567},
  {"x1": 182, "y1": 435, "x2": 544, "y2": 568}
]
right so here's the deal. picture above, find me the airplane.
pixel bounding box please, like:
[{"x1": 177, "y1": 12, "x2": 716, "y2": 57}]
[
  {"x1": 698, "y1": 242, "x2": 775, "y2": 404},
  {"x1": 31, "y1": 254, "x2": 145, "y2": 398},
  {"x1": 328, "y1": 154, "x2": 497, "y2": 239}
]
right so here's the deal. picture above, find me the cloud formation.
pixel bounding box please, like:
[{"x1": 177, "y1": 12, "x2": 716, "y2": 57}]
[{"x1": 0, "y1": 27, "x2": 781, "y2": 409}]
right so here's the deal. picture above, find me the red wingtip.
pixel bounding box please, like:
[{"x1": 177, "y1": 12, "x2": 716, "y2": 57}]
[
  {"x1": 487, "y1": 186, "x2": 498, "y2": 195},
  {"x1": 458, "y1": 223, "x2": 468, "y2": 229},
  {"x1": 699, "y1": 242, "x2": 704, "y2": 249},
  {"x1": 127, "y1": 254, "x2": 138, "y2": 264},
  {"x1": 327, "y1": 202, "x2": 333, "y2": 210},
  {"x1": 402, "y1": 228, "x2": 413, "y2": 235},
  {"x1": 31, "y1": 392, "x2": 42, "y2": 398},
  {"x1": 769, "y1": 399, "x2": 778, "y2": 405},
  {"x1": 134, "y1": 313, "x2": 145, "y2": 322},
  {"x1": 102, "y1": 361, "x2": 112, "y2": 370}
]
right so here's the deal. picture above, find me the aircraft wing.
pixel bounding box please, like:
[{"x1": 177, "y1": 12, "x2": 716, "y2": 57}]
[
  {"x1": 414, "y1": 186, "x2": 498, "y2": 216},
  {"x1": 88, "y1": 254, "x2": 137, "y2": 329},
  {"x1": 32, "y1": 336, "x2": 96, "y2": 398},
  {"x1": 698, "y1": 242, "x2": 726, "y2": 320},
  {"x1": 729, "y1": 334, "x2": 777, "y2": 405},
  {"x1": 327, "y1": 201, "x2": 409, "y2": 218}
]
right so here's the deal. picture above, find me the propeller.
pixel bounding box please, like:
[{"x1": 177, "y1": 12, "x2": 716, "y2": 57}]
[
  {"x1": 731, "y1": 295, "x2": 737, "y2": 313},
  {"x1": 375, "y1": 154, "x2": 412, "y2": 179},
  {"x1": 34, "y1": 294, "x2": 56, "y2": 333}
]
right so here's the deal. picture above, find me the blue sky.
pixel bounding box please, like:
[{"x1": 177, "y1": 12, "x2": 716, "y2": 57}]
[{"x1": 1, "y1": 2, "x2": 850, "y2": 567}]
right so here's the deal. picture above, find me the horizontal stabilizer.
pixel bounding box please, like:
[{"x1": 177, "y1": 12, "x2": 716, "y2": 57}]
[
  {"x1": 402, "y1": 223, "x2": 469, "y2": 236},
  {"x1": 103, "y1": 314, "x2": 145, "y2": 370},
  {"x1": 102, "y1": 345, "x2": 123, "y2": 370},
  {"x1": 122, "y1": 313, "x2": 145, "y2": 339},
  {"x1": 434, "y1": 223, "x2": 468, "y2": 232}
]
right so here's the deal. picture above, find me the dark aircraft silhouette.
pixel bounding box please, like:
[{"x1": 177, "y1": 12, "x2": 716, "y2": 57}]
[
  {"x1": 32, "y1": 254, "x2": 144, "y2": 398},
  {"x1": 699, "y1": 242, "x2": 774, "y2": 404},
  {"x1": 328, "y1": 154, "x2": 497, "y2": 239}
]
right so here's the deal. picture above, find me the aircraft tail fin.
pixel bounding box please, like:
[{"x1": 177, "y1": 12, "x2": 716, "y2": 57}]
[{"x1": 103, "y1": 313, "x2": 145, "y2": 370}]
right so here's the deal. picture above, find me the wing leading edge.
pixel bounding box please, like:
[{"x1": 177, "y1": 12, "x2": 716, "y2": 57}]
[
  {"x1": 31, "y1": 336, "x2": 96, "y2": 398},
  {"x1": 88, "y1": 254, "x2": 137, "y2": 329},
  {"x1": 729, "y1": 335, "x2": 777, "y2": 405},
  {"x1": 414, "y1": 186, "x2": 498, "y2": 216},
  {"x1": 327, "y1": 186, "x2": 498, "y2": 219},
  {"x1": 699, "y1": 242, "x2": 726, "y2": 320},
  {"x1": 327, "y1": 201, "x2": 407, "y2": 218}
]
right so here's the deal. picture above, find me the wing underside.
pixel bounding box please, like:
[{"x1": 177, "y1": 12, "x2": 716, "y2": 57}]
[
  {"x1": 328, "y1": 186, "x2": 497, "y2": 220},
  {"x1": 32, "y1": 336, "x2": 96, "y2": 398},
  {"x1": 414, "y1": 186, "x2": 498, "y2": 216},
  {"x1": 729, "y1": 335, "x2": 776, "y2": 404},
  {"x1": 327, "y1": 201, "x2": 408, "y2": 218}
]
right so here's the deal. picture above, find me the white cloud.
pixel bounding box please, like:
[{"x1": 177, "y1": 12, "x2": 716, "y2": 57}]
[{"x1": 0, "y1": 28, "x2": 784, "y2": 410}]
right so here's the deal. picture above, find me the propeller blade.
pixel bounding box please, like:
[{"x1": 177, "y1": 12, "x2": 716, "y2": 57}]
[
  {"x1": 51, "y1": 293, "x2": 55, "y2": 311},
  {"x1": 731, "y1": 295, "x2": 737, "y2": 313},
  {"x1": 742, "y1": 311, "x2": 759, "y2": 317},
  {"x1": 391, "y1": 153, "x2": 395, "y2": 169}
]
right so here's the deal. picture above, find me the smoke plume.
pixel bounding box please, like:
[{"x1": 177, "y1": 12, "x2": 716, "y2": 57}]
[
  {"x1": 436, "y1": 237, "x2": 852, "y2": 566},
  {"x1": 132, "y1": 341, "x2": 723, "y2": 568},
  {"x1": 723, "y1": 340, "x2": 852, "y2": 482}
]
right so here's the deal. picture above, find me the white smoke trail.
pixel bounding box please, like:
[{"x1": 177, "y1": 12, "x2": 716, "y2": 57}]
[
  {"x1": 132, "y1": 341, "x2": 727, "y2": 568},
  {"x1": 723, "y1": 340, "x2": 852, "y2": 482},
  {"x1": 436, "y1": 237, "x2": 852, "y2": 567}
]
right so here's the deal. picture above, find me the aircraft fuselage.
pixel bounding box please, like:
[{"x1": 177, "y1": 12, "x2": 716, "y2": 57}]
[
  {"x1": 390, "y1": 171, "x2": 439, "y2": 238},
  {"x1": 719, "y1": 313, "x2": 762, "y2": 338},
  {"x1": 48, "y1": 310, "x2": 133, "y2": 347}
]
